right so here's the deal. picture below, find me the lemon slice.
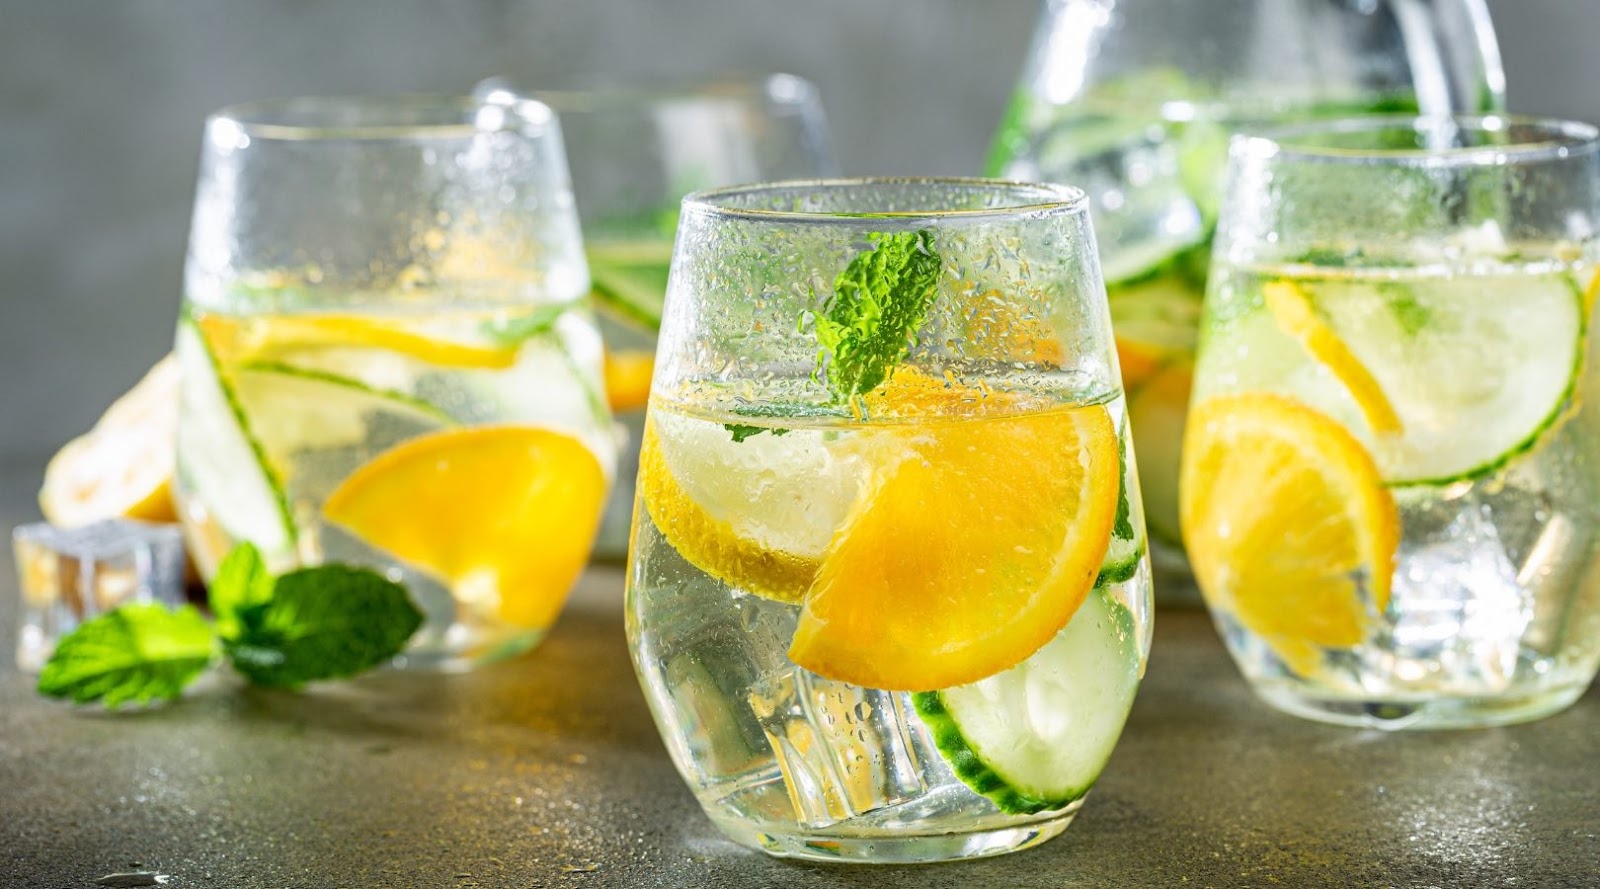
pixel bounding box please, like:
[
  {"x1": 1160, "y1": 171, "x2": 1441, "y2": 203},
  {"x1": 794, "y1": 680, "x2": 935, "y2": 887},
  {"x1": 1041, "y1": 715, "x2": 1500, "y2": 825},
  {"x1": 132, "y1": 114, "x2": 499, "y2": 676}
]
[
  {"x1": 789, "y1": 401, "x2": 1120, "y2": 691},
  {"x1": 637, "y1": 410, "x2": 871, "y2": 603},
  {"x1": 1181, "y1": 393, "x2": 1399, "y2": 674},
  {"x1": 198, "y1": 312, "x2": 523, "y2": 369},
  {"x1": 322, "y1": 426, "x2": 607, "y2": 630},
  {"x1": 1263, "y1": 280, "x2": 1402, "y2": 436},
  {"x1": 41, "y1": 355, "x2": 179, "y2": 527}
]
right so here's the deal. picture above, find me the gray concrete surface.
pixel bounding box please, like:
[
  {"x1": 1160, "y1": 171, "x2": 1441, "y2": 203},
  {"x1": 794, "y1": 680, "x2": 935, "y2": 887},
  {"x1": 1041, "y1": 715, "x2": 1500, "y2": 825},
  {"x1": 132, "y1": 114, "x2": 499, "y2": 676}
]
[
  {"x1": 3, "y1": 470, "x2": 1600, "y2": 888},
  {"x1": 1, "y1": 0, "x2": 1597, "y2": 470}
]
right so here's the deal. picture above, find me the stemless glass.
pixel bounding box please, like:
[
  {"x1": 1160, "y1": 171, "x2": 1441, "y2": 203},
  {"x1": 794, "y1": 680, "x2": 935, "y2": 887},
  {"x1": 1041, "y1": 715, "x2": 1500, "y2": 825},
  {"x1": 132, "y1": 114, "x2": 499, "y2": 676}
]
[
  {"x1": 176, "y1": 95, "x2": 613, "y2": 668},
  {"x1": 989, "y1": 0, "x2": 1504, "y2": 592},
  {"x1": 476, "y1": 74, "x2": 837, "y2": 559},
  {"x1": 1186, "y1": 116, "x2": 1600, "y2": 729},
  {"x1": 627, "y1": 179, "x2": 1152, "y2": 862}
]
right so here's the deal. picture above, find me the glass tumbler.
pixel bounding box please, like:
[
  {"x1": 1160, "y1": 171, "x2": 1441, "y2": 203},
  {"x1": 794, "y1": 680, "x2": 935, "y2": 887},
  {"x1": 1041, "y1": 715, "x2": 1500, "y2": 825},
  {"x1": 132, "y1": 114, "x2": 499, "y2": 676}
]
[
  {"x1": 627, "y1": 179, "x2": 1152, "y2": 862},
  {"x1": 989, "y1": 0, "x2": 1505, "y2": 593},
  {"x1": 1186, "y1": 116, "x2": 1600, "y2": 729},
  {"x1": 176, "y1": 95, "x2": 613, "y2": 668},
  {"x1": 477, "y1": 74, "x2": 837, "y2": 560}
]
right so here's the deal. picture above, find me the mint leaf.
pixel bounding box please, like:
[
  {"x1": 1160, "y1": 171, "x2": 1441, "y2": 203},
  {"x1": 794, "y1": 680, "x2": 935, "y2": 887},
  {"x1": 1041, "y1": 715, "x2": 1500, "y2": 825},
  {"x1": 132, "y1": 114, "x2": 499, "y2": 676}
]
[
  {"x1": 722, "y1": 401, "x2": 846, "y2": 443},
  {"x1": 724, "y1": 423, "x2": 791, "y2": 442},
  {"x1": 1381, "y1": 283, "x2": 1433, "y2": 336},
  {"x1": 38, "y1": 604, "x2": 217, "y2": 707},
  {"x1": 226, "y1": 564, "x2": 423, "y2": 688},
  {"x1": 809, "y1": 229, "x2": 941, "y2": 404},
  {"x1": 209, "y1": 543, "x2": 275, "y2": 641}
]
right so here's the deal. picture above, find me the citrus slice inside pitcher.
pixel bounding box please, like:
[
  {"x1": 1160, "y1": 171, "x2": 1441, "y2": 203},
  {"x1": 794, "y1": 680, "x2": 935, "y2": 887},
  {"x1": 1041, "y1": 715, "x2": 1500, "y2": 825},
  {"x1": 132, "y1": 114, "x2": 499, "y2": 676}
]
[{"x1": 322, "y1": 426, "x2": 606, "y2": 630}]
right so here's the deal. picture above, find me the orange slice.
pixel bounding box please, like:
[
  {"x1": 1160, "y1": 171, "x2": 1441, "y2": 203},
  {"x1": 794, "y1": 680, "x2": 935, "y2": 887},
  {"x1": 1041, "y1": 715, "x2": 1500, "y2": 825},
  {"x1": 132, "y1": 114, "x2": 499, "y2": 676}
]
[
  {"x1": 1115, "y1": 336, "x2": 1167, "y2": 394},
  {"x1": 40, "y1": 355, "x2": 179, "y2": 527},
  {"x1": 1181, "y1": 393, "x2": 1398, "y2": 674},
  {"x1": 788, "y1": 401, "x2": 1121, "y2": 691},
  {"x1": 604, "y1": 349, "x2": 656, "y2": 413},
  {"x1": 1263, "y1": 280, "x2": 1403, "y2": 436},
  {"x1": 322, "y1": 426, "x2": 606, "y2": 630}
]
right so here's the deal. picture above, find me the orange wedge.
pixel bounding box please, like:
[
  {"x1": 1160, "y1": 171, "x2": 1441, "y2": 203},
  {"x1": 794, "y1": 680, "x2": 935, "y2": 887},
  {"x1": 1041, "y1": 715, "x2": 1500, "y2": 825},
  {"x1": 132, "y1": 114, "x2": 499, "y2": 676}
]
[
  {"x1": 788, "y1": 399, "x2": 1121, "y2": 691},
  {"x1": 1181, "y1": 393, "x2": 1398, "y2": 675},
  {"x1": 322, "y1": 426, "x2": 606, "y2": 630},
  {"x1": 40, "y1": 355, "x2": 179, "y2": 527}
]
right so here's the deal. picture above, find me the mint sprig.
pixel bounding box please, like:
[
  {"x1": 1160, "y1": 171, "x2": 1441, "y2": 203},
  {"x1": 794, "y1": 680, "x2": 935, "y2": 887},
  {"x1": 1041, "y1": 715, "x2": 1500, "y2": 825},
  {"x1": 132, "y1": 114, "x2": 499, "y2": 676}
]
[
  {"x1": 208, "y1": 542, "x2": 275, "y2": 640},
  {"x1": 37, "y1": 543, "x2": 423, "y2": 707},
  {"x1": 226, "y1": 565, "x2": 423, "y2": 688},
  {"x1": 807, "y1": 229, "x2": 942, "y2": 405},
  {"x1": 37, "y1": 604, "x2": 217, "y2": 706}
]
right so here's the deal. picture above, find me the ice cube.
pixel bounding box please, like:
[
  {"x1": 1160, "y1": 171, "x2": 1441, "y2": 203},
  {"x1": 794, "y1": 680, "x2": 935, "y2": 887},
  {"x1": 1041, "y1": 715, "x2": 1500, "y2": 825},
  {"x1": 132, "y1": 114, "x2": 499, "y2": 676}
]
[
  {"x1": 1381, "y1": 497, "x2": 1528, "y2": 691},
  {"x1": 12, "y1": 520, "x2": 186, "y2": 672},
  {"x1": 747, "y1": 666, "x2": 930, "y2": 828}
]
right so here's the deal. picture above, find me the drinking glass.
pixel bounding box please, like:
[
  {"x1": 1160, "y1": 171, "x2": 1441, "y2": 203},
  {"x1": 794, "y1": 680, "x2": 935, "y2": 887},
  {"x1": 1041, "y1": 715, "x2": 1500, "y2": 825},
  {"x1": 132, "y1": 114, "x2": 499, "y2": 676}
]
[
  {"x1": 627, "y1": 178, "x2": 1151, "y2": 862},
  {"x1": 989, "y1": 0, "x2": 1505, "y2": 592},
  {"x1": 1186, "y1": 116, "x2": 1600, "y2": 729},
  {"x1": 176, "y1": 95, "x2": 612, "y2": 668},
  {"x1": 476, "y1": 74, "x2": 837, "y2": 559}
]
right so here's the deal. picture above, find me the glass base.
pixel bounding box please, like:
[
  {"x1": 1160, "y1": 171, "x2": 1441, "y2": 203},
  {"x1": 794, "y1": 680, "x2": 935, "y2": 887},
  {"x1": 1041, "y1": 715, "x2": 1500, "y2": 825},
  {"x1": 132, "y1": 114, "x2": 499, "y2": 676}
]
[
  {"x1": 1252, "y1": 681, "x2": 1589, "y2": 731},
  {"x1": 707, "y1": 812, "x2": 1075, "y2": 864}
]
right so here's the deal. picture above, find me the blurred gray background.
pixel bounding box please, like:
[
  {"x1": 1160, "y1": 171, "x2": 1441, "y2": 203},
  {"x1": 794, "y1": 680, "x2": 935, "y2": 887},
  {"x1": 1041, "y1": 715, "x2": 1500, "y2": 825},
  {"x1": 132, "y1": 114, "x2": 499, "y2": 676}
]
[{"x1": 0, "y1": 0, "x2": 1593, "y2": 480}]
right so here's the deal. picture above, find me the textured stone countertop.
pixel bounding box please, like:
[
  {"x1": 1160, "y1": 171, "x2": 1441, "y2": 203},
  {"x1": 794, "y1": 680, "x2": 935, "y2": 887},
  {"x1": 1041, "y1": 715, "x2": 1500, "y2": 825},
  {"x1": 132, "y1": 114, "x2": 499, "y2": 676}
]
[{"x1": 2, "y1": 466, "x2": 1598, "y2": 888}]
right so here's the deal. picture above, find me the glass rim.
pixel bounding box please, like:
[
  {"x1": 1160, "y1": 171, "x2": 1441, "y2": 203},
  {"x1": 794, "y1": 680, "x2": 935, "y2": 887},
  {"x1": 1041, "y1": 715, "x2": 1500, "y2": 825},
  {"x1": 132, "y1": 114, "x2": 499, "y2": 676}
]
[
  {"x1": 206, "y1": 93, "x2": 557, "y2": 142},
  {"x1": 680, "y1": 177, "x2": 1089, "y2": 224},
  {"x1": 1233, "y1": 114, "x2": 1600, "y2": 167},
  {"x1": 475, "y1": 72, "x2": 823, "y2": 115}
]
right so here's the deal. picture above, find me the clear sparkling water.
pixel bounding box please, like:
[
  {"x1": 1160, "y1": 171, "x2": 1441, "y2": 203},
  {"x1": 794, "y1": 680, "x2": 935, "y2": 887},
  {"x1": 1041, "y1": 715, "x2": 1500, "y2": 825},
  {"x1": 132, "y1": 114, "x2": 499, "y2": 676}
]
[
  {"x1": 1201, "y1": 259, "x2": 1600, "y2": 727},
  {"x1": 626, "y1": 403, "x2": 1151, "y2": 859}
]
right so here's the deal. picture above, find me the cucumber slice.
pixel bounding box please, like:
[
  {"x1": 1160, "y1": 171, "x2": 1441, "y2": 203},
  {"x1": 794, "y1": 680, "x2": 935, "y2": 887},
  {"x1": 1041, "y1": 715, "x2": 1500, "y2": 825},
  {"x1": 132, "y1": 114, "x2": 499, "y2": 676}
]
[
  {"x1": 1315, "y1": 272, "x2": 1582, "y2": 484},
  {"x1": 586, "y1": 241, "x2": 673, "y2": 333},
  {"x1": 914, "y1": 588, "x2": 1141, "y2": 815},
  {"x1": 1206, "y1": 269, "x2": 1585, "y2": 486},
  {"x1": 1097, "y1": 538, "x2": 1146, "y2": 587},
  {"x1": 174, "y1": 319, "x2": 298, "y2": 572},
  {"x1": 232, "y1": 361, "x2": 457, "y2": 463},
  {"x1": 1097, "y1": 423, "x2": 1146, "y2": 586}
]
